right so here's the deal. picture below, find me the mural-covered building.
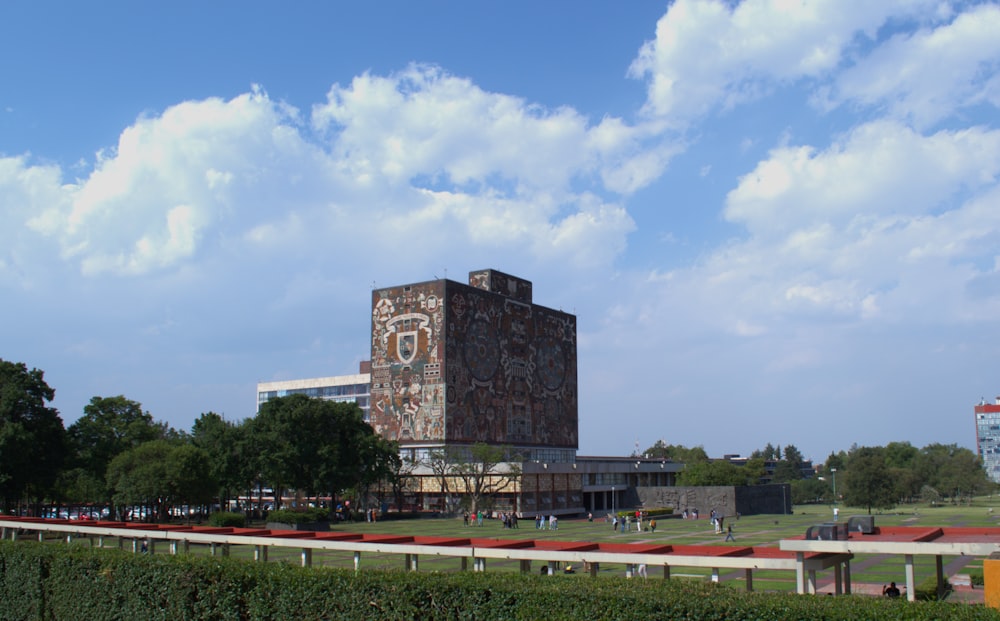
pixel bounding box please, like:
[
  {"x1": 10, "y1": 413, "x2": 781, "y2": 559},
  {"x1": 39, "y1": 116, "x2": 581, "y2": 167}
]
[{"x1": 369, "y1": 269, "x2": 578, "y2": 465}]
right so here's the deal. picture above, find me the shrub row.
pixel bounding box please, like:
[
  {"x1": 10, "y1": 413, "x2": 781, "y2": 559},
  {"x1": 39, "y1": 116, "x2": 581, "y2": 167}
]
[
  {"x1": 263, "y1": 507, "x2": 330, "y2": 524},
  {"x1": 613, "y1": 507, "x2": 674, "y2": 520},
  {"x1": 208, "y1": 512, "x2": 247, "y2": 528},
  {"x1": 1, "y1": 540, "x2": 997, "y2": 620}
]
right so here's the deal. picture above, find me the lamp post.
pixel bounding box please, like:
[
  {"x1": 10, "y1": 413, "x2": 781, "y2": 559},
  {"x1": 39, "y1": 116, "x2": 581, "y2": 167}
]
[
  {"x1": 831, "y1": 468, "x2": 838, "y2": 521},
  {"x1": 611, "y1": 485, "x2": 615, "y2": 518}
]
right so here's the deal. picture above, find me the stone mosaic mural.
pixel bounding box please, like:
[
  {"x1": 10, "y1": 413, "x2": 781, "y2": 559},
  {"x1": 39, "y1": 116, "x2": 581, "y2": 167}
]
[{"x1": 370, "y1": 270, "x2": 578, "y2": 450}]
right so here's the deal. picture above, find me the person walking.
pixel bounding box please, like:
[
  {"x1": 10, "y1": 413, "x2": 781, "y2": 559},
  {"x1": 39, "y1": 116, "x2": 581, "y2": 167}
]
[{"x1": 725, "y1": 524, "x2": 735, "y2": 542}]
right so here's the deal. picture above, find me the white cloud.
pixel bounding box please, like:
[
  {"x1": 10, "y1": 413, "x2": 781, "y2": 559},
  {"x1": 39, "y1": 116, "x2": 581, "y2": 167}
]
[
  {"x1": 23, "y1": 90, "x2": 323, "y2": 276},
  {"x1": 5, "y1": 66, "x2": 647, "y2": 280},
  {"x1": 628, "y1": 0, "x2": 937, "y2": 126},
  {"x1": 823, "y1": 3, "x2": 1000, "y2": 127},
  {"x1": 725, "y1": 121, "x2": 1000, "y2": 237}
]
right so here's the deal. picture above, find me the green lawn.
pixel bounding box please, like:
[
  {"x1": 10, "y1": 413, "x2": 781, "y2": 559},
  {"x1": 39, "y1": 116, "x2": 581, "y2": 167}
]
[{"x1": 81, "y1": 498, "x2": 1000, "y2": 593}]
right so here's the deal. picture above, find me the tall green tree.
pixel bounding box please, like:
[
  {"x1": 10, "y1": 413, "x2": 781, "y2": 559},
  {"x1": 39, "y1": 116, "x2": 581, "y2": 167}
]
[
  {"x1": 191, "y1": 412, "x2": 247, "y2": 509},
  {"x1": 742, "y1": 457, "x2": 768, "y2": 485},
  {"x1": 843, "y1": 446, "x2": 895, "y2": 513},
  {"x1": 678, "y1": 460, "x2": 747, "y2": 486},
  {"x1": 914, "y1": 443, "x2": 990, "y2": 503},
  {"x1": 0, "y1": 359, "x2": 66, "y2": 510},
  {"x1": 884, "y1": 441, "x2": 919, "y2": 469},
  {"x1": 356, "y1": 435, "x2": 400, "y2": 510},
  {"x1": 68, "y1": 395, "x2": 164, "y2": 489},
  {"x1": 249, "y1": 395, "x2": 385, "y2": 510},
  {"x1": 772, "y1": 444, "x2": 805, "y2": 483},
  {"x1": 791, "y1": 477, "x2": 830, "y2": 504},
  {"x1": 106, "y1": 439, "x2": 214, "y2": 521}
]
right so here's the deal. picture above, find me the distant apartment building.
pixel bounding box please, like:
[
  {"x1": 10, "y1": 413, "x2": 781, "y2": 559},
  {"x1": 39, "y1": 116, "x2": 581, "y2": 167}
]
[
  {"x1": 975, "y1": 397, "x2": 1000, "y2": 483},
  {"x1": 256, "y1": 361, "x2": 371, "y2": 422}
]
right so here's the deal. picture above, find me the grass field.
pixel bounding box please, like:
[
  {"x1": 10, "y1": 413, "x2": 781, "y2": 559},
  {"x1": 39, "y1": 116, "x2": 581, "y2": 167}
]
[{"x1": 151, "y1": 498, "x2": 1000, "y2": 595}]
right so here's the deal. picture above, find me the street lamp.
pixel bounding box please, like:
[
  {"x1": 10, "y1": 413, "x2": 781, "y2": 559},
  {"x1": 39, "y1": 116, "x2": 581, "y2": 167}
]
[
  {"x1": 830, "y1": 468, "x2": 839, "y2": 521},
  {"x1": 611, "y1": 485, "x2": 615, "y2": 518}
]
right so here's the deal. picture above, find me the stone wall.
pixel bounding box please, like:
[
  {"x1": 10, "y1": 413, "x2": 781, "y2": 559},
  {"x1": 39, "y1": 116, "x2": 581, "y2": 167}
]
[{"x1": 636, "y1": 483, "x2": 791, "y2": 517}]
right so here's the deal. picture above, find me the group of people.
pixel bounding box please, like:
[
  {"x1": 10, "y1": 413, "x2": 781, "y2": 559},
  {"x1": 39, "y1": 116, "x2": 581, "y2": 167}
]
[
  {"x1": 460, "y1": 510, "x2": 525, "y2": 528},
  {"x1": 610, "y1": 511, "x2": 657, "y2": 533},
  {"x1": 534, "y1": 514, "x2": 558, "y2": 529},
  {"x1": 709, "y1": 508, "x2": 736, "y2": 541}
]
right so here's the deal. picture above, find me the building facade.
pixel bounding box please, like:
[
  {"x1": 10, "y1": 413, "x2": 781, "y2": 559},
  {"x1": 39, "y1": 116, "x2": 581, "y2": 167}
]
[
  {"x1": 975, "y1": 397, "x2": 1000, "y2": 483},
  {"x1": 257, "y1": 362, "x2": 371, "y2": 422},
  {"x1": 255, "y1": 269, "x2": 795, "y2": 517},
  {"x1": 369, "y1": 269, "x2": 578, "y2": 463}
]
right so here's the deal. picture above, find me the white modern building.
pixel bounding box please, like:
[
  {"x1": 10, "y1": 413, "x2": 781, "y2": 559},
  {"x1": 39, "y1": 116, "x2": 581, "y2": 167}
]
[{"x1": 256, "y1": 362, "x2": 371, "y2": 422}]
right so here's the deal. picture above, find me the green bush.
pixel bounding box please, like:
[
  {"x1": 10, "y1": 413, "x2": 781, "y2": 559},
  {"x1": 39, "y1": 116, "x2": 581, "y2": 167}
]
[
  {"x1": 914, "y1": 575, "x2": 950, "y2": 601},
  {"x1": 265, "y1": 507, "x2": 329, "y2": 524},
  {"x1": 208, "y1": 511, "x2": 246, "y2": 527},
  {"x1": 2, "y1": 540, "x2": 999, "y2": 620},
  {"x1": 644, "y1": 507, "x2": 675, "y2": 518},
  {"x1": 970, "y1": 569, "x2": 984, "y2": 587}
]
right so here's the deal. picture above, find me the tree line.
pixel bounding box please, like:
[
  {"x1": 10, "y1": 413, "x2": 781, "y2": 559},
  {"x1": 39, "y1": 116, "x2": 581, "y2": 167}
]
[
  {"x1": 4, "y1": 357, "x2": 992, "y2": 519},
  {"x1": 0, "y1": 359, "x2": 398, "y2": 519},
  {"x1": 642, "y1": 438, "x2": 993, "y2": 513}
]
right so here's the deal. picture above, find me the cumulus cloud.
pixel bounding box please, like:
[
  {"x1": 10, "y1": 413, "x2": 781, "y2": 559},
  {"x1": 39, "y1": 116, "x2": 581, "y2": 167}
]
[
  {"x1": 821, "y1": 3, "x2": 1000, "y2": 128},
  {"x1": 5, "y1": 66, "x2": 646, "y2": 280},
  {"x1": 643, "y1": 122, "x2": 1000, "y2": 331},
  {"x1": 725, "y1": 121, "x2": 1000, "y2": 236},
  {"x1": 628, "y1": 0, "x2": 938, "y2": 126}
]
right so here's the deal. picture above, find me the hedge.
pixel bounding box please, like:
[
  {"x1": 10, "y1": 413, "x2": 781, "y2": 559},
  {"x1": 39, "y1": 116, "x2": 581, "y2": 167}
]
[
  {"x1": 264, "y1": 507, "x2": 330, "y2": 524},
  {"x1": 1, "y1": 540, "x2": 999, "y2": 620},
  {"x1": 208, "y1": 512, "x2": 247, "y2": 528}
]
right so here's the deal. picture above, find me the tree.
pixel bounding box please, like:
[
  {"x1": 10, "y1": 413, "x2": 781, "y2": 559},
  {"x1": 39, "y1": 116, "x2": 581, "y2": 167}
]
[
  {"x1": 843, "y1": 446, "x2": 895, "y2": 513},
  {"x1": 936, "y1": 447, "x2": 990, "y2": 503},
  {"x1": 678, "y1": 460, "x2": 747, "y2": 486},
  {"x1": 450, "y1": 443, "x2": 521, "y2": 514},
  {"x1": 0, "y1": 359, "x2": 66, "y2": 511},
  {"x1": 884, "y1": 441, "x2": 919, "y2": 470},
  {"x1": 106, "y1": 439, "x2": 213, "y2": 521},
  {"x1": 825, "y1": 450, "x2": 847, "y2": 473},
  {"x1": 425, "y1": 448, "x2": 457, "y2": 513},
  {"x1": 791, "y1": 477, "x2": 830, "y2": 504},
  {"x1": 742, "y1": 457, "x2": 768, "y2": 485},
  {"x1": 915, "y1": 443, "x2": 990, "y2": 503},
  {"x1": 772, "y1": 444, "x2": 805, "y2": 483},
  {"x1": 249, "y1": 395, "x2": 388, "y2": 510},
  {"x1": 68, "y1": 396, "x2": 164, "y2": 498},
  {"x1": 356, "y1": 435, "x2": 400, "y2": 511},
  {"x1": 388, "y1": 451, "x2": 420, "y2": 512},
  {"x1": 191, "y1": 412, "x2": 247, "y2": 510},
  {"x1": 642, "y1": 441, "x2": 709, "y2": 464}
]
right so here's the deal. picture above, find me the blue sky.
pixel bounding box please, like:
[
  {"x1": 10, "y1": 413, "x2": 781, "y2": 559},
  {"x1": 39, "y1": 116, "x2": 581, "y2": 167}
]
[{"x1": 3, "y1": 0, "x2": 1000, "y2": 465}]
